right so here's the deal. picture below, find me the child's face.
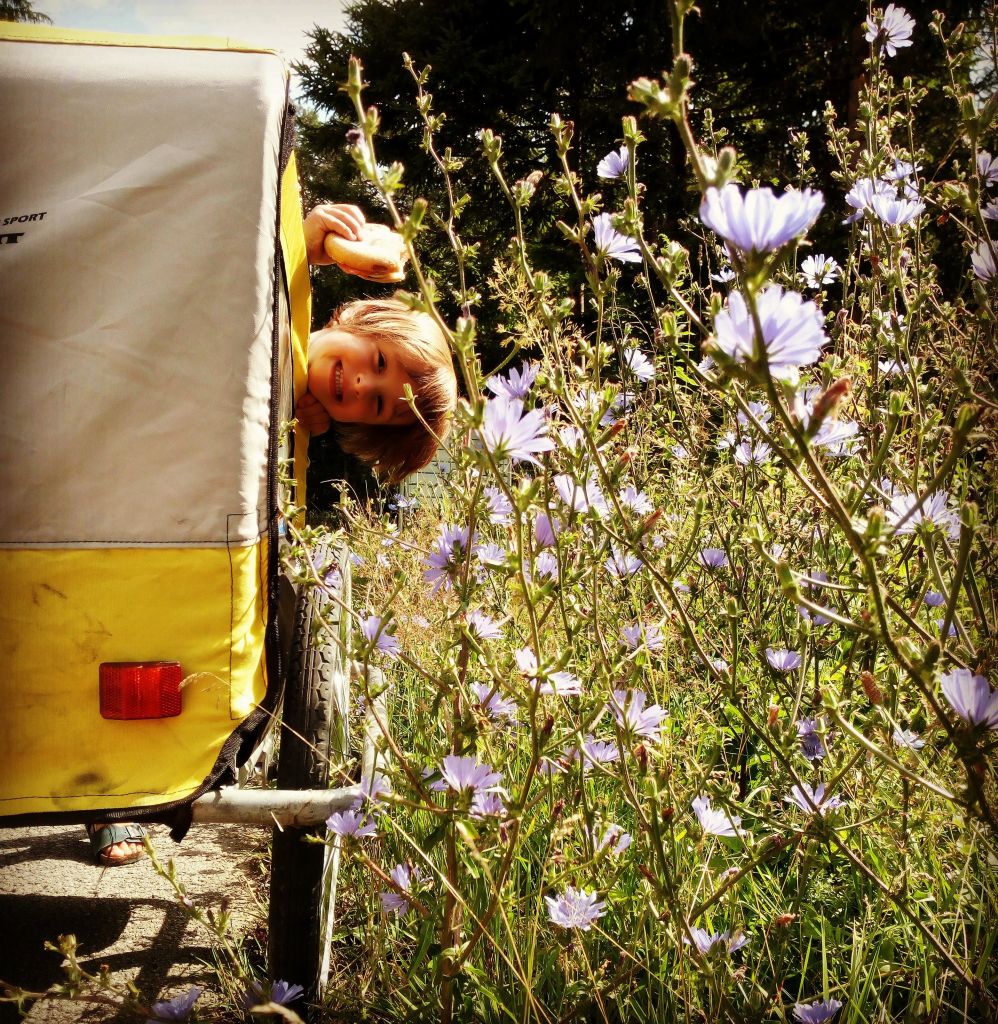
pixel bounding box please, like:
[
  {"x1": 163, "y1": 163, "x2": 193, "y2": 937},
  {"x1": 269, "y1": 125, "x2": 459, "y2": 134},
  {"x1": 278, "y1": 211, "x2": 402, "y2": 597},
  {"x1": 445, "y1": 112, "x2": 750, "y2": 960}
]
[{"x1": 308, "y1": 327, "x2": 418, "y2": 426}]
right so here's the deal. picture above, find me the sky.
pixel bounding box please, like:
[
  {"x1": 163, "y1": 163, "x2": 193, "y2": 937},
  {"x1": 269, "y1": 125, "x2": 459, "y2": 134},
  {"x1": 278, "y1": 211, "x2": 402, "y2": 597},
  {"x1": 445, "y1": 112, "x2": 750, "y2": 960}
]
[{"x1": 36, "y1": 1, "x2": 350, "y2": 72}]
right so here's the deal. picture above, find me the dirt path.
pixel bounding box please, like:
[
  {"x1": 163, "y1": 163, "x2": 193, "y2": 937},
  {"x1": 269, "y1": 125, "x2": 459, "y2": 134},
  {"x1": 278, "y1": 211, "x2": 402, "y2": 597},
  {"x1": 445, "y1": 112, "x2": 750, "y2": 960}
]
[{"x1": 0, "y1": 822, "x2": 267, "y2": 1024}]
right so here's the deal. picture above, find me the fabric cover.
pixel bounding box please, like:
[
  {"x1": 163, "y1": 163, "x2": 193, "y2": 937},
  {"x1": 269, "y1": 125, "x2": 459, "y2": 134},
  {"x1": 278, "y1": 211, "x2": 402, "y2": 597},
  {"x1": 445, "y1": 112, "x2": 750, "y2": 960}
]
[{"x1": 0, "y1": 29, "x2": 287, "y2": 546}]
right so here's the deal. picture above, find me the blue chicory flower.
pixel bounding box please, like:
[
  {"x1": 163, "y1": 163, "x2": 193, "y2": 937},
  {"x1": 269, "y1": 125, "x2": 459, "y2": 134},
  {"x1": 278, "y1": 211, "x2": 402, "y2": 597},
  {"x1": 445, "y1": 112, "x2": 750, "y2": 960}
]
[
  {"x1": 529, "y1": 551, "x2": 560, "y2": 581},
  {"x1": 793, "y1": 997, "x2": 843, "y2": 1023},
  {"x1": 700, "y1": 184, "x2": 823, "y2": 256},
  {"x1": 796, "y1": 718, "x2": 827, "y2": 761},
  {"x1": 147, "y1": 988, "x2": 203, "y2": 1023},
  {"x1": 423, "y1": 523, "x2": 477, "y2": 592},
  {"x1": 471, "y1": 790, "x2": 507, "y2": 819},
  {"x1": 471, "y1": 682, "x2": 518, "y2": 722},
  {"x1": 486, "y1": 361, "x2": 539, "y2": 400},
  {"x1": 578, "y1": 734, "x2": 621, "y2": 769},
  {"x1": 326, "y1": 810, "x2": 378, "y2": 838},
  {"x1": 870, "y1": 191, "x2": 924, "y2": 226},
  {"x1": 713, "y1": 286, "x2": 828, "y2": 375},
  {"x1": 465, "y1": 609, "x2": 503, "y2": 640},
  {"x1": 767, "y1": 648, "x2": 802, "y2": 672},
  {"x1": 359, "y1": 614, "x2": 400, "y2": 658},
  {"x1": 380, "y1": 863, "x2": 423, "y2": 915},
  {"x1": 684, "y1": 927, "x2": 749, "y2": 954},
  {"x1": 885, "y1": 490, "x2": 960, "y2": 540},
  {"x1": 485, "y1": 486, "x2": 513, "y2": 525},
  {"x1": 971, "y1": 240, "x2": 996, "y2": 281},
  {"x1": 591, "y1": 212, "x2": 642, "y2": 263},
  {"x1": 940, "y1": 668, "x2": 998, "y2": 729},
  {"x1": 476, "y1": 541, "x2": 509, "y2": 569},
  {"x1": 350, "y1": 772, "x2": 392, "y2": 813},
  {"x1": 844, "y1": 176, "x2": 896, "y2": 223},
  {"x1": 978, "y1": 150, "x2": 998, "y2": 186},
  {"x1": 545, "y1": 886, "x2": 606, "y2": 930},
  {"x1": 555, "y1": 474, "x2": 608, "y2": 515},
  {"x1": 698, "y1": 547, "x2": 729, "y2": 568},
  {"x1": 892, "y1": 727, "x2": 925, "y2": 749},
  {"x1": 606, "y1": 545, "x2": 642, "y2": 578},
  {"x1": 800, "y1": 254, "x2": 840, "y2": 289},
  {"x1": 597, "y1": 145, "x2": 629, "y2": 180},
  {"x1": 609, "y1": 689, "x2": 666, "y2": 741},
  {"x1": 811, "y1": 419, "x2": 859, "y2": 456},
  {"x1": 619, "y1": 485, "x2": 653, "y2": 514},
  {"x1": 884, "y1": 158, "x2": 922, "y2": 181},
  {"x1": 241, "y1": 980, "x2": 304, "y2": 1011},
  {"x1": 622, "y1": 622, "x2": 664, "y2": 652},
  {"x1": 546, "y1": 670, "x2": 585, "y2": 696},
  {"x1": 784, "y1": 783, "x2": 844, "y2": 816},
  {"x1": 622, "y1": 346, "x2": 655, "y2": 381},
  {"x1": 864, "y1": 3, "x2": 915, "y2": 56},
  {"x1": 439, "y1": 754, "x2": 503, "y2": 795},
  {"x1": 535, "y1": 512, "x2": 560, "y2": 546},
  {"x1": 734, "y1": 440, "x2": 772, "y2": 466},
  {"x1": 593, "y1": 822, "x2": 632, "y2": 855},
  {"x1": 479, "y1": 395, "x2": 555, "y2": 467},
  {"x1": 691, "y1": 795, "x2": 744, "y2": 837},
  {"x1": 798, "y1": 604, "x2": 832, "y2": 627}
]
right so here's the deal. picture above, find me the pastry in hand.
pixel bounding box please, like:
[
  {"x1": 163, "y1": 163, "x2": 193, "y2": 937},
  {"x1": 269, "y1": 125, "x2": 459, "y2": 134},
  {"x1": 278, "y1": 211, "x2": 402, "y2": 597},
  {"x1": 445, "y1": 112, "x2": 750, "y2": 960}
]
[{"x1": 323, "y1": 222, "x2": 408, "y2": 283}]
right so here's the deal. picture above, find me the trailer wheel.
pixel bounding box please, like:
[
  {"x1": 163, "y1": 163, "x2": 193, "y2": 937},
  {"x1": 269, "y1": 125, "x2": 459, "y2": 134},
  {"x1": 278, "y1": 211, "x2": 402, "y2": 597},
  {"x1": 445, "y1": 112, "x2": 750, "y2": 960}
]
[{"x1": 268, "y1": 543, "x2": 351, "y2": 1012}]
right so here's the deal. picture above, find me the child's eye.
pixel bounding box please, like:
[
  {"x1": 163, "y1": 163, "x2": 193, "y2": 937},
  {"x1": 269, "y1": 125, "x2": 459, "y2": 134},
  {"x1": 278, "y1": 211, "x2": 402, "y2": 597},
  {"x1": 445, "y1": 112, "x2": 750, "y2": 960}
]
[
  {"x1": 377, "y1": 350, "x2": 386, "y2": 372},
  {"x1": 376, "y1": 395, "x2": 384, "y2": 416}
]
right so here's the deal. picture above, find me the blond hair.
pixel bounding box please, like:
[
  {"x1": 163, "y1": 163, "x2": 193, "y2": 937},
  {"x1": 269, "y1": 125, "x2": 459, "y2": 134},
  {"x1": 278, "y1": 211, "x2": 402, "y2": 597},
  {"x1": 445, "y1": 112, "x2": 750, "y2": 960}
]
[{"x1": 327, "y1": 297, "x2": 457, "y2": 484}]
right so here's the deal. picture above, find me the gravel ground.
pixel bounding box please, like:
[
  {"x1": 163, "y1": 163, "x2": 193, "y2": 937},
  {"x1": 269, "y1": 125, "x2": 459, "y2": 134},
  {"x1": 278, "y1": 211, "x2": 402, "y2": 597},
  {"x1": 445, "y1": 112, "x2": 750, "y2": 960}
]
[{"x1": 0, "y1": 821, "x2": 268, "y2": 1024}]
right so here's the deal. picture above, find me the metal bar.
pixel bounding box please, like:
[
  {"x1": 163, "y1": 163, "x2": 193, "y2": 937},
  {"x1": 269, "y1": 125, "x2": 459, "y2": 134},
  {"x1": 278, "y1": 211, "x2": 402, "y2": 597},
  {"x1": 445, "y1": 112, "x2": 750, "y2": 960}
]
[
  {"x1": 191, "y1": 784, "x2": 361, "y2": 827},
  {"x1": 192, "y1": 664, "x2": 392, "y2": 828}
]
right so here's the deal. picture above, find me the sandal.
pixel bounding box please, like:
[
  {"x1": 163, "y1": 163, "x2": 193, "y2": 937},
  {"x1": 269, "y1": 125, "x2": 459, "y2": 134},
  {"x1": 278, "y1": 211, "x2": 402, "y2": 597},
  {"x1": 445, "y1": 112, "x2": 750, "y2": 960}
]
[{"x1": 86, "y1": 823, "x2": 147, "y2": 866}]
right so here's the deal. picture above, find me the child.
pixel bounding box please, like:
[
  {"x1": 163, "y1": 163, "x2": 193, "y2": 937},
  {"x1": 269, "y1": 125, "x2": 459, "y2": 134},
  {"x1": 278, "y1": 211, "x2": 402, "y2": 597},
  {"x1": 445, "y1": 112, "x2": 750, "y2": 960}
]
[{"x1": 296, "y1": 203, "x2": 457, "y2": 484}]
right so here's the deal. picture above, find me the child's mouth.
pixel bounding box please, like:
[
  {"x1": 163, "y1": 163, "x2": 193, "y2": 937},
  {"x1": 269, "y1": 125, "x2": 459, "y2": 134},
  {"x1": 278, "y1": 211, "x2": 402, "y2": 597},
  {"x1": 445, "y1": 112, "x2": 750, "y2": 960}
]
[{"x1": 333, "y1": 362, "x2": 344, "y2": 402}]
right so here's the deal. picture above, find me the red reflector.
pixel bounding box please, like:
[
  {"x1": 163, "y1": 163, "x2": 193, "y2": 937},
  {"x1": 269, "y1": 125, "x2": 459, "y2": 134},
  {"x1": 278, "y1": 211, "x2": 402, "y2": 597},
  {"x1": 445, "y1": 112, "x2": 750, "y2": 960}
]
[{"x1": 99, "y1": 662, "x2": 182, "y2": 720}]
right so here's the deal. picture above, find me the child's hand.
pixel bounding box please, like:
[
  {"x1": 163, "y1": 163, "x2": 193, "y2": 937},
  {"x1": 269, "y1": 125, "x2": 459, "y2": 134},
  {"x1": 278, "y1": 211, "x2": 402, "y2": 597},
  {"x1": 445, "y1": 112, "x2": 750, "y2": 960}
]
[
  {"x1": 295, "y1": 391, "x2": 332, "y2": 435},
  {"x1": 303, "y1": 203, "x2": 366, "y2": 266}
]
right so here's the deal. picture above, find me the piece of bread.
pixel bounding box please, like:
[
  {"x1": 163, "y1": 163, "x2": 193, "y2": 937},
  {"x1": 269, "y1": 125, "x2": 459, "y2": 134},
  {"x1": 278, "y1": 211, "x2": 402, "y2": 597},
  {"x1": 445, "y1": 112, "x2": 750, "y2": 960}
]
[{"x1": 323, "y1": 222, "x2": 408, "y2": 283}]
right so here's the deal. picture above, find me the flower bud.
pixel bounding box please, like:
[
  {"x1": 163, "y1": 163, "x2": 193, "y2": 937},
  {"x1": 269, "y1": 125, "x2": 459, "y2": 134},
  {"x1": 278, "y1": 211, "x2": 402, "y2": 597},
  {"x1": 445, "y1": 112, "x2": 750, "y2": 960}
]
[
  {"x1": 633, "y1": 743, "x2": 648, "y2": 772},
  {"x1": 960, "y1": 502, "x2": 978, "y2": 532},
  {"x1": 641, "y1": 509, "x2": 663, "y2": 535},
  {"x1": 767, "y1": 704, "x2": 779, "y2": 728},
  {"x1": 622, "y1": 115, "x2": 644, "y2": 145},
  {"x1": 865, "y1": 506, "x2": 886, "y2": 541},
  {"x1": 479, "y1": 128, "x2": 502, "y2": 163},
  {"x1": 628, "y1": 76, "x2": 676, "y2": 118},
  {"x1": 860, "y1": 670, "x2": 883, "y2": 705},
  {"x1": 954, "y1": 402, "x2": 980, "y2": 438},
  {"x1": 811, "y1": 378, "x2": 852, "y2": 422},
  {"x1": 347, "y1": 56, "x2": 364, "y2": 96},
  {"x1": 776, "y1": 560, "x2": 799, "y2": 601},
  {"x1": 717, "y1": 146, "x2": 737, "y2": 173},
  {"x1": 774, "y1": 913, "x2": 796, "y2": 928},
  {"x1": 920, "y1": 640, "x2": 941, "y2": 673}
]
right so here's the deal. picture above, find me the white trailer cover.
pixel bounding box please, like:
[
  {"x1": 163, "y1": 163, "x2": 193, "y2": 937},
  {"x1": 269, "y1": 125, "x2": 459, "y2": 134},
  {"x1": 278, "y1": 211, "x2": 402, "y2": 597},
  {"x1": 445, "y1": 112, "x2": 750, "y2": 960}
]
[{"x1": 0, "y1": 35, "x2": 288, "y2": 547}]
